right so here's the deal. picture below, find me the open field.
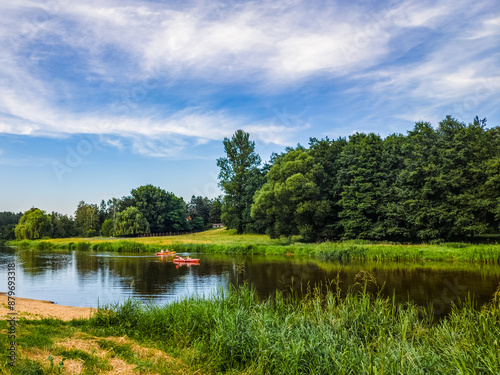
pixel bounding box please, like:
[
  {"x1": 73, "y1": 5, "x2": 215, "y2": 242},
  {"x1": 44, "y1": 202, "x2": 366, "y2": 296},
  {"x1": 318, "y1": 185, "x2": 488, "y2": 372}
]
[{"x1": 6, "y1": 228, "x2": 500, "y2": 262}]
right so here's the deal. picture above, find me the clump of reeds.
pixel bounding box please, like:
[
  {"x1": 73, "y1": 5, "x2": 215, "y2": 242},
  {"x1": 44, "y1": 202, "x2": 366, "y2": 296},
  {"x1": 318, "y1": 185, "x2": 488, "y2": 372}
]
[{"x1": 89, "y1": 280, "x2": 500, "y2": 374}]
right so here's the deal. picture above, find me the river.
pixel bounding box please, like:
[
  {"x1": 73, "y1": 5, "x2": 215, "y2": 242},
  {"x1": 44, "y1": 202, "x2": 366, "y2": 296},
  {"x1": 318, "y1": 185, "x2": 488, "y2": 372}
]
[{"x1": 1, "y1": 246, "x2": 500, "y2": 317}]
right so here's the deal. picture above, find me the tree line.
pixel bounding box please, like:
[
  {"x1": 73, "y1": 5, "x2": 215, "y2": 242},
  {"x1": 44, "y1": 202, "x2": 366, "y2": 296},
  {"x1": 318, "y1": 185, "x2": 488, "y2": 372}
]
[
  {"x1": 4, "y1": 115, "x2": 498, "y2": 243},
  {"x1": 218, "y1": 116, "x2": 499, "y2": 241},
  {"x1": 5, "y1": 187, "x2": 222, "y2": 240}
]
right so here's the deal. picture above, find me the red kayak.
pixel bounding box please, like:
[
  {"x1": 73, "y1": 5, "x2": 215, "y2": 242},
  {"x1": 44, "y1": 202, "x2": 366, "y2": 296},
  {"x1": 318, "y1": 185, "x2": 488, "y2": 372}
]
[{"x1": 173, "y1": 258, "x2": 200, "y2": 263}]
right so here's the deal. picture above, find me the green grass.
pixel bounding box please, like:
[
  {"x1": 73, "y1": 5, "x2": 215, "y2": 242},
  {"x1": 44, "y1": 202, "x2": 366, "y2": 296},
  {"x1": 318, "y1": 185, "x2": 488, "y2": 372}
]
[
  {"x1": 88, "y1": 282, "x2": 500, "y2": 374},
  {"x1": 6, "y1": 227, "x2": 500, "y2": 262},
  {"x1": 0, "y1": 317, "x2": 193, "y2": 375},
  {"x1": 2, "y1": 281, "x2": 500, "y2": 374}
]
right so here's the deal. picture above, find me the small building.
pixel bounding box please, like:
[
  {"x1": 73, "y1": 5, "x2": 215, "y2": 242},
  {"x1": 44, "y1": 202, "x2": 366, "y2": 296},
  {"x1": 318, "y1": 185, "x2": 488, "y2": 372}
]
[{"x1": 212, "y1": 223, "x2": 224, "y2": 228}]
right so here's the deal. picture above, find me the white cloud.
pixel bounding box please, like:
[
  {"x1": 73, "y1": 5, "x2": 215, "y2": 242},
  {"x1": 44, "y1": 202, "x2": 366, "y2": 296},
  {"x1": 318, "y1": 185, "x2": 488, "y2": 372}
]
[{"x1": 0, "y1": 0, "x2": 498, "y2": 154}]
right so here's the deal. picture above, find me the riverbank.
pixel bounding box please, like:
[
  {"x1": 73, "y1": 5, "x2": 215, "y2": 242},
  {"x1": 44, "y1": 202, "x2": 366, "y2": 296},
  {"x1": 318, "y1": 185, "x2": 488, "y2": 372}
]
[
  {"x1": 0, "y1": 294, "x2": 94, "y2": 321},
  {"x1": 6, "y1": 228, "x2": 500, "y2": 262},
  {"x1": 1, "y1": 284, "x2": 500, "y2": 374}
]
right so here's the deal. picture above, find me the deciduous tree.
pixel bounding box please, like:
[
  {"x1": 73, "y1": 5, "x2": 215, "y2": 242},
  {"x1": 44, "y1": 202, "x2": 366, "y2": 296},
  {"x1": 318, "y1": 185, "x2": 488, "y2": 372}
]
[
  {"x1": 114, "y1": 207, "x2": 150, "y2": 236},
  {"x1": 217, "y1": 130, "x2": 262, "y2": 234},
  {"x1": 15, "y1": 208, "x2": 53, "y2": 240}
]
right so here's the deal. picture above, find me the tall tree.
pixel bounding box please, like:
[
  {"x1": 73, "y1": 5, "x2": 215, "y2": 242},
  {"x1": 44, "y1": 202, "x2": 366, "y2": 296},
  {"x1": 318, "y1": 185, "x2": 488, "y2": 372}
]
[
  {"x1": 337, "y1": 133, "x2": 385, "y2": 239},
  {"x1": 74, "y1": 201, "x2": 100, "y2": 237},
  {"x1": 483, "y1": 125, "x2": 500, "y2": 230},
  {"x1": 14, "y1": 208, "x2": 53, "y2": 240},
  {"x1": 308, "y1": 137, "x2": 347, "y2": 239},
  {"x1": 188, "y1": 196, "x2": 212, "y2": 226},
  {"x1": 50, "y1": 212, "x2": 76, "y2": 238},
  {"x1": 209, "y1": 196, "x2": 223, "y2": 224},
  {"x1": 217, "y1": 130, "x2": 262, "y2": 234},
  {"x1": 252, "y1": 147, "x2": 327, "y2": 240},
  {"x1": 395, "y1": 121, "x2": 442, "y2": 240}
]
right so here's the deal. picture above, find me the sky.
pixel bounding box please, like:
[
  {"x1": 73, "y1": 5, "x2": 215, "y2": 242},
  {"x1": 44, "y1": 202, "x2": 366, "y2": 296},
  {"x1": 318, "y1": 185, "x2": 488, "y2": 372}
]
[{"x1": 1, "y1": 0, "x2": 499, "y2": 216}]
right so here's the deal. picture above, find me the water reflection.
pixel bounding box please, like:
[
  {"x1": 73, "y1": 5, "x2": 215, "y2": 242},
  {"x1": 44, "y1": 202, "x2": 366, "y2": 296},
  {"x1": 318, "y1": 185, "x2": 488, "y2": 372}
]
[{"x1": 1, "y1": 247, "x2": 499, "y2": 317}]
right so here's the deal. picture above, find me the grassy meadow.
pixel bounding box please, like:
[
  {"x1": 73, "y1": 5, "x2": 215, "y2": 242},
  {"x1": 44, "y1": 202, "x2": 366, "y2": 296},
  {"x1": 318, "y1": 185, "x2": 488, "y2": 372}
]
[{"x1": 6, "y1": 228, "x2": 500, "y2": 262}]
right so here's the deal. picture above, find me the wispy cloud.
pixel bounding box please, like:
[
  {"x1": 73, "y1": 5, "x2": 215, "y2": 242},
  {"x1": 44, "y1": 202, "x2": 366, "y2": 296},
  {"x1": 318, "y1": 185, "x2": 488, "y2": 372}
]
[{"x1": 0, "y1": 0, "x2": 498, "y2": 156}]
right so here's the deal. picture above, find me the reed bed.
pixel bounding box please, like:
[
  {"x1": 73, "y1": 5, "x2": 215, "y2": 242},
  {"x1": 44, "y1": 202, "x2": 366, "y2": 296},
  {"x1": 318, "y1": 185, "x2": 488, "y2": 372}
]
[{"x1": 89, "y1": 283, "x2": 500, "y2": 374}]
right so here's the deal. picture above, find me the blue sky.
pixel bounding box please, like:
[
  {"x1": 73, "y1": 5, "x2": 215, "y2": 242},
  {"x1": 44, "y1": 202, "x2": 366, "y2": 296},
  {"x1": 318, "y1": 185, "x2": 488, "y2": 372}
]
[{"x1": 1, "y1": 0, "x2": 499, "y2": 216}]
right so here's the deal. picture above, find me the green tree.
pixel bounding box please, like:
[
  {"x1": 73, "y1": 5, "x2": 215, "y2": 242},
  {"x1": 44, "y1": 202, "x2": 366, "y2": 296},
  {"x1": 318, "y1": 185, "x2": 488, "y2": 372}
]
[
  {"x1": 208, "y1": 196, "x2": 223, "y2": 224},
  {"x1": 50, "y1": 212, "x2": 76, "y2": 238},
  {"x1": 217, "y1": 130, "x2": 262, "y2": 234},
  {"x1": 14, "y1": 208, "x2": 53, "y2": 240},
  {"x1": 131, "y1": 184, "x2": 189, "y2": 233},
  {"x1": 190, "y1": 216, "x2": 205, "y2": 230},
  {"x1": 483, "y1": 125, "x2": 500, "y2": 230},
  {"x1": 337, "y1": 133, "x2": 385, "y2": 239},
  {"x1": 252, "y1": 147, "x2": 327, "y2": 240},
  {"x1": 308, "y1": 137, "x2": 347, "y2": 239},
  {"x1": 114, "y1": 207, "x2": 150, "y2": 236},
  {"x1": 0, "y1": 211, "x2": 22, "y2": 240},
  {"x1": 101, "y1": 219, "x2": 114, "y2": 237},
  {"x1": 74, "y1": 201, "x2": 100, "y2": 237},
  {"x1": 188, "y1": 196, "x2": 212, "y2": 226},
  {"x1": 377, "y1": 133, "x2": 407, "y2": 240}
]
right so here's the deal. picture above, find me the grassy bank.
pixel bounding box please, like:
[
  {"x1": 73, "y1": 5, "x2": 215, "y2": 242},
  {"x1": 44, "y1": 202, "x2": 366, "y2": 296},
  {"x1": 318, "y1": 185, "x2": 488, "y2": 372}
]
[
  {"x1": 5, "y1": 228, "x2": 500, "y2": 262},
  {"x1": 89, "y1": 284, "x2": 500, "y2": 374},
  {"x1": 4, "y1": 283, "x2": 499, "y2": 374}
]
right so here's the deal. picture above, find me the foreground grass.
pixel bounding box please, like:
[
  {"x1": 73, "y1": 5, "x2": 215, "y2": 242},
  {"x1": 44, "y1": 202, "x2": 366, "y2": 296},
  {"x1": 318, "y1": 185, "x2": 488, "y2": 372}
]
[
  {"x1": 6, "y1": 228, "x2": 500, "y2": 262},
  {"x1": 0, "y1": 318, "x2": 198, "y2": 374},
  {"x1": 4, "y1": 283, "x2": 499, "y2": 374}
]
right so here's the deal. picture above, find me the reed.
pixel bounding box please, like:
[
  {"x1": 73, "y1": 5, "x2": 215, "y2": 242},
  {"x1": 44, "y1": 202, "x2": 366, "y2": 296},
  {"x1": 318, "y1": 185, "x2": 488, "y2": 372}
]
[{"x1": 89, "y1": 283, "x2": 500, "y2": 374}]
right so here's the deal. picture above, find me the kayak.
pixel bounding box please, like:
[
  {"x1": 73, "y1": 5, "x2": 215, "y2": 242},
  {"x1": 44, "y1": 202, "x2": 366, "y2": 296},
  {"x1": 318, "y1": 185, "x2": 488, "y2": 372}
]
[{"x1": 173, "y1": 258, "x2": 200, "y2": 263}]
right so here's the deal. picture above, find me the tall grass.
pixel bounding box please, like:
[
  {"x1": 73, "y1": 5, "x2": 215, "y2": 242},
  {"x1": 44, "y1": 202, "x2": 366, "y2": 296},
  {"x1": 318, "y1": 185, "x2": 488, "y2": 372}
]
[{"x1": 89, "y1": 283, "x2": 500, "y2": 374}]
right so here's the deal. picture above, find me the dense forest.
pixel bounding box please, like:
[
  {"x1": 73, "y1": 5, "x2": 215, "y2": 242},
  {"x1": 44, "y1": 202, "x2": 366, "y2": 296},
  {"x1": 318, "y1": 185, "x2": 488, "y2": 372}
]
[
  {"x1": 2, "y1": 115, "x2": 498, "y2": 243},
  {"x1": 219, "y1": 116, "x2": 500, "y2": 241}
]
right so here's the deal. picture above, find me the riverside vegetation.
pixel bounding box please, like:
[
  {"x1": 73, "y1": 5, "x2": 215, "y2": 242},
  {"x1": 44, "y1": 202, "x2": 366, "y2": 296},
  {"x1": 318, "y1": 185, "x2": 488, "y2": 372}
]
[
  {"x1": 6, "y1": 228, "x2": 500, "y2": 263},
  {"x1": 2, "y1": 282, "x2": 500, "y2": 374},
  {"x1": 4, "y1": 231, "x2": 500, "y2": 373}
]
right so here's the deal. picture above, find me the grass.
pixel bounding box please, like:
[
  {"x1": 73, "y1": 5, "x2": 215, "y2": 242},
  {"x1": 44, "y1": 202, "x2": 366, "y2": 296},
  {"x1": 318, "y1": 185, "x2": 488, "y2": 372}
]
[
  {"x1": 0, "y1": 317, "x2": 197, "y2": 374},
  {"x1": 87, "y1": 281, "x2": 500, "y2": 374},
  {"x1": 6, "y1": 228, "x2": 500, "y2": 262},
  {"x1": 2, "y1": 280, "x2": 500, "y2": 374}
]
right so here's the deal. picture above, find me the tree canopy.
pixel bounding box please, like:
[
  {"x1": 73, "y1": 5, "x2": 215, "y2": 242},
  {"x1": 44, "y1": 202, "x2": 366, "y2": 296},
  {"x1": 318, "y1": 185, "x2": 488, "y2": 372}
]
[
  {"x1": 15, "y1": 208, "x2": 53, "y2": 240},
  {"x1": 217, "y1": 130, "x2": 264, "y2": 234},
  {"x1": 131, "y1": 184, "x2": 189, "y2": 233},
  {"x1": 250, "y1": 116, "x2": 500, "y2": 241},
  {"x1": 113, "y1": 207, "x2": 150, "y2": 236}
]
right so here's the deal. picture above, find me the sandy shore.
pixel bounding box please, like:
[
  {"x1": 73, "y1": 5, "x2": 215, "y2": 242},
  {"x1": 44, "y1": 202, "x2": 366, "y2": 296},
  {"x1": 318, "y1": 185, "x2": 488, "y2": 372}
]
[{"x1": 0, "y1": 293, "x2": 95, "y2": 321}]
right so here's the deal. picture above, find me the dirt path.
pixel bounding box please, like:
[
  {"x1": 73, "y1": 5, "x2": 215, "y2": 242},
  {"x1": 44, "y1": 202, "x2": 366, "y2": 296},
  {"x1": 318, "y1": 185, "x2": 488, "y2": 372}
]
[{"x1": 0, "y1": 293, "x2": 94, "y2": 321}]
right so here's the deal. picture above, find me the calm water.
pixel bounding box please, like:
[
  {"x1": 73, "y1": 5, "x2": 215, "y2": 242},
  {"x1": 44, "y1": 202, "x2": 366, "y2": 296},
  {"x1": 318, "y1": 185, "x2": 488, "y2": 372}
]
[{"x1": 1, "y1": 246, "x2": 500, "y2": 316}]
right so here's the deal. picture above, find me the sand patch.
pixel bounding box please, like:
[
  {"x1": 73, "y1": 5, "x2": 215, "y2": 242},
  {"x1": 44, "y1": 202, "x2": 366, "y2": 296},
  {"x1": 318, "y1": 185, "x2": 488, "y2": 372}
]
[{"x1": 0, "y1": 294, "x2": 94, "y2": 321}]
